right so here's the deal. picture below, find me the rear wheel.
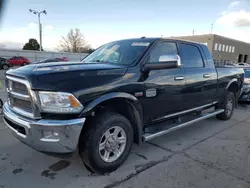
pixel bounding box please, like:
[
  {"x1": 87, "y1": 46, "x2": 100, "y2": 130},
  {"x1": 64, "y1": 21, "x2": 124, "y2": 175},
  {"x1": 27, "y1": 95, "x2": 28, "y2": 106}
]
[
  {"x1": 79, "y1": 112, "x2": 133, "y2": 174},
  {"x1": 23, "y1": 62, "x2": 28, "y2": 66},
  {"x1": 216, "y1": 91, "x2": 235, "y2": 120}
]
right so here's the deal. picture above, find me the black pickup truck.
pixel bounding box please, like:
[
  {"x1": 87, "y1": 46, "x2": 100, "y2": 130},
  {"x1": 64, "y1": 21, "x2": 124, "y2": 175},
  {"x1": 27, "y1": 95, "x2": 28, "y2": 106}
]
[{"x1": 3, "y1": 38, "x2": 244, "y2": 174}]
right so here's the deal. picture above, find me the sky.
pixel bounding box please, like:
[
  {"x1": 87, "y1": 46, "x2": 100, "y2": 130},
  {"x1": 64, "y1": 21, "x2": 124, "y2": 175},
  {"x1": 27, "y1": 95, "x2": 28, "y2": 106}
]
[{"x1": 0, "y1": 0, "x2": 250, "y2": 51}]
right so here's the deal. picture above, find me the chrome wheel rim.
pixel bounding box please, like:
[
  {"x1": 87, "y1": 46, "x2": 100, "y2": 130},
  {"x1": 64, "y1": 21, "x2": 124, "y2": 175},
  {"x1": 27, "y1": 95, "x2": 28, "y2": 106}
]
[
  {"x1": 3, "y1": 65, "x2": 8, "y2": 70},
  {"x1": 226, "y1": 98, "x2": 233, "y2": 116},
  {"x1": 99, "y1": 126, "x2": 127, "y2": 163}
]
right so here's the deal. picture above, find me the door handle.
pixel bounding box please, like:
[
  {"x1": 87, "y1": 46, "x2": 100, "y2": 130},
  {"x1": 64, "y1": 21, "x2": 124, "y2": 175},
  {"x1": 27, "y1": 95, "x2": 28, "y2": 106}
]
[
  {"x1": 174, "y1": 76, "x2": 184, "y2": 81},
  {"x1": 203, "y1": 74, "x2": 211, "y2": 78}
]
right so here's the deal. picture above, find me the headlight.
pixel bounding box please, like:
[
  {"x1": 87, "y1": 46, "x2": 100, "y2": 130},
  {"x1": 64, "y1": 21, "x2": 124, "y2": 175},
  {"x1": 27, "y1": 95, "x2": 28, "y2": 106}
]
[{"x1": 38, "y1": 91, "x2": 83, "y2": 113}]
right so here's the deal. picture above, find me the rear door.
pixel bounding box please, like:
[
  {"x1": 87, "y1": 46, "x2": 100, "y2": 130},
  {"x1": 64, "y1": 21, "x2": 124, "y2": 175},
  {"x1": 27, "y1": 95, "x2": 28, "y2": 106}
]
[{"x1": 179, "y1": 42, "x2": 217, "y2": 110}]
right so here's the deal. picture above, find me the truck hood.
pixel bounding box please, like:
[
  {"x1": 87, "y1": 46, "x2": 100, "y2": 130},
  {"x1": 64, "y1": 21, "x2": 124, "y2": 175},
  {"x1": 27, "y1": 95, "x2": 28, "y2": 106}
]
[{"x1": 6, "y1": 61, "x2": 128, "y2": 92}]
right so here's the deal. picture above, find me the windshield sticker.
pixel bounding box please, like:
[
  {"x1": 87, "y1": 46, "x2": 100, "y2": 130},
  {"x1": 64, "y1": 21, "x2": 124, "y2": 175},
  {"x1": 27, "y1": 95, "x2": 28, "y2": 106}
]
[{"x1": 131, "y1": 42, "x2": 150, "y2": 46}]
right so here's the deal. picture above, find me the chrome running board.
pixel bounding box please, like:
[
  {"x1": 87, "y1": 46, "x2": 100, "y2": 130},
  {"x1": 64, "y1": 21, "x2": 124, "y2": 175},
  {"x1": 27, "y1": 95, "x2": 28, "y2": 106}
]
[{"x1": 143, "y1": 109, "x2": 224, "y2": 141}]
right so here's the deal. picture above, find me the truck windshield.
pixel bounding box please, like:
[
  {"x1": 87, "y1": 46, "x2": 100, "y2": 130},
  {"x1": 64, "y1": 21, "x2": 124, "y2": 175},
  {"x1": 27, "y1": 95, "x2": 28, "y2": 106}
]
[
  {"x1": 244, "y1": 69, "x2": 250, "y2": 78},
  {"x1": 82, "y1": 40, "x2": 151, "y2": 65}
]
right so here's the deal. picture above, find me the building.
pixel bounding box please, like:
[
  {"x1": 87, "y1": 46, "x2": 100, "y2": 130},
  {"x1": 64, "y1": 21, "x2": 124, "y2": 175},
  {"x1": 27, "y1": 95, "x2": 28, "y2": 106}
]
[{"x1": 173, "y1": 34, "x2": 250, "y2": 65}]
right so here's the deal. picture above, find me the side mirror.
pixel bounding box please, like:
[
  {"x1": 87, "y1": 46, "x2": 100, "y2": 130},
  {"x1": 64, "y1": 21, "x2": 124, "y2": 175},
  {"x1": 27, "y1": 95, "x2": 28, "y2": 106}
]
[{"x1": 143, "y1": 54, "x2": 181, "y2": 71}]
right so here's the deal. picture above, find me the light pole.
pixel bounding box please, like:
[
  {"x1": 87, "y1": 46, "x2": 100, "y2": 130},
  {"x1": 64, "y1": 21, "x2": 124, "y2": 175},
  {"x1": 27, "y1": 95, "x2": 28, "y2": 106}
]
[
  {"x1": 210, "y1": 23, "x2": 214, "y2": 34},
  {"x1": 29, "y1": 9, "x2": 47, "y2": 51}
]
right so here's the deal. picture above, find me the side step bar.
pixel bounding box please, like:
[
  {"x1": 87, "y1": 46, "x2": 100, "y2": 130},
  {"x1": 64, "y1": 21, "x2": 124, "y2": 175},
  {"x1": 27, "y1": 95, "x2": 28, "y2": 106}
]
[{"x1": 142, "y1": 109, "x2": 224, "y2": 141}]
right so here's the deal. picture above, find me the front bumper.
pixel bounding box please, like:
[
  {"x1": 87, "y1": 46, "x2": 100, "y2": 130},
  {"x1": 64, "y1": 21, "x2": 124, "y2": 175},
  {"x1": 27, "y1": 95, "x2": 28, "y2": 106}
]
[{"x1": 3, "y1": 102, "x2": 86, "y2": 153}]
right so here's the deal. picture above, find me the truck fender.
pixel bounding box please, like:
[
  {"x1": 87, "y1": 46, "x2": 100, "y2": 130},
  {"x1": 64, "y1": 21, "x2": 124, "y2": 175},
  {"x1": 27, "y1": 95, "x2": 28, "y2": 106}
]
[
  {"x1": 226, "y1": 78, "x2": 238, "y2": 89},
  {"x1": 80, "y1": 92, "x2": 143, "y2": 144}
]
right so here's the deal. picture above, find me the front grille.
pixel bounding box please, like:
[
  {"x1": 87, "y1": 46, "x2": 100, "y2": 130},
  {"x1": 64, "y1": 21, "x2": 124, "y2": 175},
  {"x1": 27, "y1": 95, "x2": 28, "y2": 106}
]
[
  {"x1": 12, "y1": 82, "x2": 29, "y2": 95},
  {"x1": 13, "y1": 98, "x2": 33, "y2": 113},
  {"x1": 6, "y1": 76, "x2": 34, "y2": 118}
]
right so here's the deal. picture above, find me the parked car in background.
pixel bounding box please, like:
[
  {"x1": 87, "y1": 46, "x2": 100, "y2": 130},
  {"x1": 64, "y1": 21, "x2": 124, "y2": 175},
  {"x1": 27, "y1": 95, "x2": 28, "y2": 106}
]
[
  {"x1": 0, "y1": 57, "x2": 11, "y2": 70},
  {"x1": 33, "y1": 57, "x2": 69, "y2": 64},
  {"x1": 236, "y1": 63, "x2": 250, "y2": 67},
  {"x1": 239, "y1": 68, "x2": 250, "y2": 102},
  {"x1": 8, "y1": 56, "x2": 30, "y2": 66}
]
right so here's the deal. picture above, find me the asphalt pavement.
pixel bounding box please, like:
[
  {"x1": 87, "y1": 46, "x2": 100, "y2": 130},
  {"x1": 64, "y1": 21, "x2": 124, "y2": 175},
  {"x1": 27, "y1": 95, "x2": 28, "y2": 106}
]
[{"x1": 0, "y1": 104, "x2": 250, "y2": 188}]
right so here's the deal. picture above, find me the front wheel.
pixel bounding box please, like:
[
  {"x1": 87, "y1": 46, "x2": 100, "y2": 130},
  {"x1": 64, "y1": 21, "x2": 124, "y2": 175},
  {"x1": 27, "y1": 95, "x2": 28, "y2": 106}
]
[
  {"x1": 79, "y1": 112, "x2": 134, "y2": 174},
  {"x1": 216, "y1": 91, "x2": 235, "y2": 120}
]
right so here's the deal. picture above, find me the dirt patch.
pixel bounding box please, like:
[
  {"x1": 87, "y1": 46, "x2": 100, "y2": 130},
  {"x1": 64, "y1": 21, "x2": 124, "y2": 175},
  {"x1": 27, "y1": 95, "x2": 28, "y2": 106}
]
[
  {"x1": 41, "y1": 170, "x2": 56, "y2": 180},
  {"x1": 49, "y1": 160, "x2": 70, "y2": 172},
  {"x1": 12, "y1": 168, "x2": 23, "y2": 174}
]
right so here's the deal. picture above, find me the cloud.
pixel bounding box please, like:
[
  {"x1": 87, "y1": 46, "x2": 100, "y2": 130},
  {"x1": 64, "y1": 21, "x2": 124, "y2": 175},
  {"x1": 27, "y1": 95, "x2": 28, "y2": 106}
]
[
  {"x1": 219, "y1": 1, "x2": 242, "y2": 16},
  {"x1": 216, "y1": 28, "x2": 250, "y2": 43},
  {"x1": 0, "y1": 23, "x2": 59, "y2": 50},
  {"x1": 0, "y1": 41, "x2": 23, "y2": 49},
  {"x1": 216, "y1": 10, "x2": 250, "y2": 27},
  {"x1": 228, "y1": 1, "x2": 240, "y2": 9},
  {"x1": 220, "y1": 11, "x2": 227, "y2": 16}
]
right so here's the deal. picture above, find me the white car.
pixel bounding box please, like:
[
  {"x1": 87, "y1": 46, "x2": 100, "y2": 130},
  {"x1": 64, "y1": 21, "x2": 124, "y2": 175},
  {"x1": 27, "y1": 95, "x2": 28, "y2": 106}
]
[{"x1": 236, "y1": 63, "x2": 250, "y2": 67}]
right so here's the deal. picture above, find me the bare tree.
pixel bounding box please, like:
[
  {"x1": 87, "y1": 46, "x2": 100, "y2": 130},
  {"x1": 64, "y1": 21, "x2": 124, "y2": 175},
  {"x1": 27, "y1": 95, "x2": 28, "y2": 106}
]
[{"x1": 58, "y1": 28, "x2": 93, "y2": 53}]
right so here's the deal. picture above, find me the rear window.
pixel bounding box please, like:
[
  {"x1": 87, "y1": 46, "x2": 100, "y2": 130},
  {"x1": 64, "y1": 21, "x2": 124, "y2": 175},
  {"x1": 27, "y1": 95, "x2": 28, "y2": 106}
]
[{"x1": 180, "y1": 43, "x2": 204, "y2": 68}]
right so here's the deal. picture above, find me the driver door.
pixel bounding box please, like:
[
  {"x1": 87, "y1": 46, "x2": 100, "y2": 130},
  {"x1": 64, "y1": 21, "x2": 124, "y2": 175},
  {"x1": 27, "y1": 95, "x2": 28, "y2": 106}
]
[{"x1": 141, "y1": 41, "x2": 185, "y2": 123}]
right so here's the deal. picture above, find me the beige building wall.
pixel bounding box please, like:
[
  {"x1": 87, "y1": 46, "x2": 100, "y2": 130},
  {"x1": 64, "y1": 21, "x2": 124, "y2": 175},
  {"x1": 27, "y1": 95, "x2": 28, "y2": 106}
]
[{"x1": 212, "y1": 35, "x2": 250, "y2": 63}]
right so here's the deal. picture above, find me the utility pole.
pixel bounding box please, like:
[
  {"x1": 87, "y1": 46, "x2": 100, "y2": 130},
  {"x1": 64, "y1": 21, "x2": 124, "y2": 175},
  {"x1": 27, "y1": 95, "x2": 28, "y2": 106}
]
[
  {"x1": 29, "y1": 9, "x2": 47, "y2": 51},
  {"x1": 210, "y1": 23, "x2": 214, "y2": 34},
  {"x1": 192, "y1": 29, "x2": 195, "y2": 35}
]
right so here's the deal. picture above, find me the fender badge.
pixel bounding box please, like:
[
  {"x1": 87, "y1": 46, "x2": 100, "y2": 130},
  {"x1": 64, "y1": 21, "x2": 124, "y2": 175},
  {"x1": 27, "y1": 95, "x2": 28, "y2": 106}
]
[
  {"x1": 135, "y1": 92, "x2": 143, "y2": 97},
  {"x1": 146, "y1": 89, "x2": 157, "y2": 97}
]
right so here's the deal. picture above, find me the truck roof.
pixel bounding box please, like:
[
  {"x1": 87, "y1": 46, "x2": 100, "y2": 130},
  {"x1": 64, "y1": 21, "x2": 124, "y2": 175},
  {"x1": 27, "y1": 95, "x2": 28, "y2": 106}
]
[{"x1": 115, "y1": 37, "x2": 206, "y2": 46}]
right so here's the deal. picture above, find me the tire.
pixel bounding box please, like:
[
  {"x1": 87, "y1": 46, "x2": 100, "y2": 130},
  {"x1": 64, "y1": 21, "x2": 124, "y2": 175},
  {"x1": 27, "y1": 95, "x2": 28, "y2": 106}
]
[
  {"x1": 216, "y1": 91, "x2": 235, "y2": 120},
  {"x1": 79, "y1": 112, "x2": 134, "y2": 174},
  {"x1": 23, "y1": 62, "x2": 28, "y2": 66},
  {"x1": 2, "y1": 64, "x2": 9, "y2": 70}
]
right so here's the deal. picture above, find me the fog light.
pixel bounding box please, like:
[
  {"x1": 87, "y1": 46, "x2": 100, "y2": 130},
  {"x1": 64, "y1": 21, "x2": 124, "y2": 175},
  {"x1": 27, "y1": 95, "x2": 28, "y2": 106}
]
[{"x1": 41, "y1": 131, "x2": 59, "y2": 141}]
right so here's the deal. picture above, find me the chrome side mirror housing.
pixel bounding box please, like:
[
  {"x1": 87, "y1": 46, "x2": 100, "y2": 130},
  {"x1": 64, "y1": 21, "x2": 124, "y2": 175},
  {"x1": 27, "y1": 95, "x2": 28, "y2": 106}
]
[{"x1": 158, "y1": 54, "x2": 182, "y2": 67}]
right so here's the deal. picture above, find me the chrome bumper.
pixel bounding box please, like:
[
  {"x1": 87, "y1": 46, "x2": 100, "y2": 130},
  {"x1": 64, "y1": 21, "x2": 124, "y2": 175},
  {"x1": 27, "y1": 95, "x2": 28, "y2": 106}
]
[{"x1": 3, "y1": 102, "x2": 86, "y2": 153}]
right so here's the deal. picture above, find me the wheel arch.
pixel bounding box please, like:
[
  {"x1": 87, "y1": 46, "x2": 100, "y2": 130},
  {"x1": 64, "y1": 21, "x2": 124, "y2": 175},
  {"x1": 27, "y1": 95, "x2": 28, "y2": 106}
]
[
  {"x1": 226, "y1": 78, "x2": 241, "y2": 98},
  {"x1": 80, "y1": 92, "x2": 143, "y2": 145}
]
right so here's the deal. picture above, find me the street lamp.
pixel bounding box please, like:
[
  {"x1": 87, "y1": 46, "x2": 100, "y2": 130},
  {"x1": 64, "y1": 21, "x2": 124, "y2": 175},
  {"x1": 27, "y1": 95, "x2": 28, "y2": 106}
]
[
  {"x1": 210, "y1": 23, "x2": 214, "y2": 34},
  {"x1": 29, "y1": 9, "x2": 47, "y2": 51}
]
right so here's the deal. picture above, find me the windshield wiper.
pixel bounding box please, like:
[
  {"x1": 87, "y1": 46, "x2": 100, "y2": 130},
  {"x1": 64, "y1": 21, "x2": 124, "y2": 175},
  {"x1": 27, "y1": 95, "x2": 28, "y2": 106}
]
[
  {"x1": 90, "y1": 60, "x2": 101, "y2": 62},
  {"x1": 89, "y1": 60, "x2": 109, "y2": 63}
]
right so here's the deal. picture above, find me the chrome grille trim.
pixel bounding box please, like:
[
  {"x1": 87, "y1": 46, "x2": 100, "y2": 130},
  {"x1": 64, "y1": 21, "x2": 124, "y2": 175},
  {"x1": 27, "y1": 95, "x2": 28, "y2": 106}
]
[
  {"x1": 9, "y1": 91, "x2": 30, "y2": 101},
  {"x1": 6, "y1": 75, "x2": 41, "y2": 119}
]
